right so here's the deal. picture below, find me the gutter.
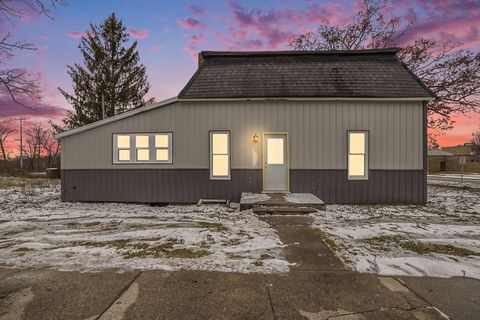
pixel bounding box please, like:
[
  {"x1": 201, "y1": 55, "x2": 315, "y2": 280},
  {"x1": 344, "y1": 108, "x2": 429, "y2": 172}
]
[{"x1": 55, "y1": 96, "x2": 178, "y2": 140}]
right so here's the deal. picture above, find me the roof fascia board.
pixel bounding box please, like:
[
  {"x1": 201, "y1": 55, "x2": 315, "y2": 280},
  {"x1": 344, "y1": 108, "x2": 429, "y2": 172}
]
[
  {"x1": 178, "y1": 97, "x2": 435, "y2": 102},
  {"x1": 55, "y1": 96, "x2": 178, "y2": 139}
]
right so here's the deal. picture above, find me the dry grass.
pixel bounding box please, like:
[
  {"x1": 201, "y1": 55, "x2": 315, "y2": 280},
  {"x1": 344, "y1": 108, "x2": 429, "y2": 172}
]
[
  {"x1": 0, "y1": 176, "x2": 58, "y2": 188},
  {"x1": 198, "y1": 222, "x2": 228, "y2": 232},
  {"x1": 123, "y1": 241, "x2": 210, "y2": 259},
  {"x1": 313, "y1": 229, "x2": 338, "y2": 251},
  {"x1": 401, "y1": 242, "x2": 480, "y2": 257}
]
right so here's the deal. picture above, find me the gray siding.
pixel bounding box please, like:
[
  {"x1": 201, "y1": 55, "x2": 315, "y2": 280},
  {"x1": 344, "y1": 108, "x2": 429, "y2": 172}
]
[
  {"x1": 61, "y1": 169, "x2": 425, "y2": 204},
  {"x1": 61, "y1": 100, "x2": 424, "y2": 170}
]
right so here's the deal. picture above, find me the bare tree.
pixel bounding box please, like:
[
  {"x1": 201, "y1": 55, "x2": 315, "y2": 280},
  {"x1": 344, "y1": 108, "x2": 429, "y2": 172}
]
[
  {"x1": 23, "y1": 123, "x2": 47, "y2": 171},
  {"x1": 472, "y1": 128, "x2": 480, "y2": 145},
  {"x1": 42, "y1": 129, "x2": 60, "y2": 167},
  {"x1": 289, "y1": 0, "x2": 480, "y2": 145},
  {"x1": 0, "y1": 119, "x2": 13, "y2": 160},
  {"x1": 0, "y1": 0, "x2": 61, "y2": 108}
]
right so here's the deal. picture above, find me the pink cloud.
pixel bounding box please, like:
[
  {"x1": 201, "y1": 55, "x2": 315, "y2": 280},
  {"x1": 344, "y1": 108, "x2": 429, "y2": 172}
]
[
  {"x1": 394, "y1": 2, "x2": 480, "y2": 49},
  {"x1": 177, "y1": 17, "x2": 207, "y2": 30},
  {"x1": 129, "y1": 28, "x2": 149, "y2": 39},
  {"x1": 184, "y1": 33, "x2": 207, "y2": 60},
  {"x1": 149, "y1": 44, "x2": 163, "y2": 53},
  {"x1": 67, "y1": 31, "x2": 88, "y2": 38},
  {"x1": 189, "y1": 4, "x2": 206, "y2": 16},
  {"x1": 221, "y1": 0, "x2": 349, "y2": 50}
]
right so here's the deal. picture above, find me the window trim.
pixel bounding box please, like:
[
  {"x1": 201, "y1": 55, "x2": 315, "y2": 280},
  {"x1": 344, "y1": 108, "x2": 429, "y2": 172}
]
[
  {"x1": 347, "y1": 130, "x2": 369, "y2": 180},
  {"x1": 112, "y1": 132, "x2": 173, "y2": 164},
  {"x1": 209, "y1": 130, "x2": 231, "y2": 180}
]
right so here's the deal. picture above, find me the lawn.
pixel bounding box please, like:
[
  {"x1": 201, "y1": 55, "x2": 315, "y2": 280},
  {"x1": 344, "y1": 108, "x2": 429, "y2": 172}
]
[
  {"x1": 311, "y1": 184, "x2": 480, "y2": 279},
  {"x1": 0, "y1": 179, "x2": 289, "y2": 273}
]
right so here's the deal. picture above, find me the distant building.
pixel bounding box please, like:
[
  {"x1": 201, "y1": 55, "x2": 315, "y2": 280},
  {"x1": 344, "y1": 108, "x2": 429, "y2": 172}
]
[{"x1": 428, "y1": 143, "x2": 480, "y2": 173}]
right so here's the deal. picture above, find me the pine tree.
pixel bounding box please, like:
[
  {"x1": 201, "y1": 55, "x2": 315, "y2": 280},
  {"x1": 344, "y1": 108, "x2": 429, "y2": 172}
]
[{"x1": 59, "y1": 13, "x2": 150, "y2": 129}]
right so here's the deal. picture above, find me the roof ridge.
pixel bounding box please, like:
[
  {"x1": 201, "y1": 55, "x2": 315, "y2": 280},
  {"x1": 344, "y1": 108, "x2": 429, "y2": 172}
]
[{"x1": 200, "y1": 48, "x2": 401, "y2": 59}]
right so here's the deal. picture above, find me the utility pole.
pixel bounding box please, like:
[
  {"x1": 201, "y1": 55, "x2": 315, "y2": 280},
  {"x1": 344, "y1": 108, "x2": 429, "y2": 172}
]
[{"x1": 15, "y1": 118, "x2": 25, "y2": 169}]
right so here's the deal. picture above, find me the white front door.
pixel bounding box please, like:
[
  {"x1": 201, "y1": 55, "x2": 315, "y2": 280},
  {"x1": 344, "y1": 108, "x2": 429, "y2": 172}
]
[{"x1": 263, "y1": 133, "x2": 288, "y2": 192}]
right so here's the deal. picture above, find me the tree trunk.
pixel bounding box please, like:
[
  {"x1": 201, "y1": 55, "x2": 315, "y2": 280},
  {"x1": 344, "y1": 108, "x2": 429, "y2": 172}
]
[{"x1": 0, "y1": 141, "x2": 6, "y2": 161}]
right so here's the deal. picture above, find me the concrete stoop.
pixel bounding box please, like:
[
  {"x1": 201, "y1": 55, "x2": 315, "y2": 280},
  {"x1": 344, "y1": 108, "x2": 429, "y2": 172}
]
[
  {"x1": 252, "y1": 206, "x2": 319, "y2": 215},
  {"x1": 240, "y1": 192, "x2": 326, "y2": 213}
]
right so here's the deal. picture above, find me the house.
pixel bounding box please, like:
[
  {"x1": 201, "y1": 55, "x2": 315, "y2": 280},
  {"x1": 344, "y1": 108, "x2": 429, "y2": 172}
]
[
  {"x1": 56, "y1": 48, "x2": 435, "y2": 204},
  {"x1": 427, "y1": 149, "x2": 454, "y2": 173},
  {"x1": 428, "y1": 144, "x2": 480, "y2": 173}
]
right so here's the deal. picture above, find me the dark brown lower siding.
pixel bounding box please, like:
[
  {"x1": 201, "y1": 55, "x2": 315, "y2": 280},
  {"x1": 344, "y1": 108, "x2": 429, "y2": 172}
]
[
  {"x1": 61, "y1": 169, "x2": 426, "y2": 204},
  {"x1": 290, "y1": 169, "x2": 426, "y2": 204}
]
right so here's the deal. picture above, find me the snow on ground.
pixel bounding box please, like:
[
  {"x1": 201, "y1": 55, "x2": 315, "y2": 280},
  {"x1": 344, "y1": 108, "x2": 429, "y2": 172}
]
[
  {"x1": 427, "y1": 178, "x2": 480, "y2": 189},
  {"x1": 239, "y1": 192, "x2": 271, "y2": 204},
  {"x1": 311, "y1": 184, "x2": 480, "y2": 279},
  {"x1": 0, "y1": 182, "x2": 289, "y2": 273},
  {"x1": 283, "y1": 193, "x2": 324, "y2": 204}
]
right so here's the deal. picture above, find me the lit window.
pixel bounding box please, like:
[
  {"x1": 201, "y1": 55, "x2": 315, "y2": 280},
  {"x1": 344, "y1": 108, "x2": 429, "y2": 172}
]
[
  {"x1": 118, "y1": 149, "x2": 130, "y2": 161},
  {"x1": 113, "y1": 133, "x2": 172, "y2": 164},
  {"x1": 117, "y1": 135, "x2": 130, "y2": 161},
  {"x1": 267, "y1": 138, "x2": 284, "y2": 164},
  {"x1": 155, "y1": 134, "x2": 170, "y2": 161},
  {"x1": 348, "y1": 131, "x2": 368, "y2": 180},
  {"x1": 210, "y1": 131, "x2": 230, "y2": 180},
  {"x1": 136, "y1": 135, "x2": 150, "y2": 161}
]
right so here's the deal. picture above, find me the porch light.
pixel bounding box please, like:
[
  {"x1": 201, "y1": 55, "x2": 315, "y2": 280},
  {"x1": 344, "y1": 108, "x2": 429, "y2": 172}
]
[{"x1": 252, "y1": 134, "x2": 259, "y2": 144}]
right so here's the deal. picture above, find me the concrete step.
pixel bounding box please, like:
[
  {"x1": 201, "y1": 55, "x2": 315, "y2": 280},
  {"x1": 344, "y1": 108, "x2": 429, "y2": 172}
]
[
  {"x1": 252, "y1": 206, "x2": 320, "y2": 215},
  {"x1": 240, "y1": 192, "x2": 326, "y2": 211}
]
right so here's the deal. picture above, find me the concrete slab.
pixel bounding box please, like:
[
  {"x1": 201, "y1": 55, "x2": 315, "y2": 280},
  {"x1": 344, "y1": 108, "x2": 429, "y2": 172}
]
[
  {"x1": 261, "y1": 216, "x2": 347, "y2": 271},
  {"x1": 264, "y1": 271, "x2": 441, "y2": 320},
  {"x1": 0, "y1": 266, "x2": 21, "y2": 281},
  {"x1": 240, "y1": 192, "x2": 326, "y2": 211},
  {"x1": 0, "y1": 268, "x2": 138, "y2": 320},
  {"x1": 400, "y1": 276, "x2": 480, "y2": 320},
  {"x1": 125, "y1": 270, "x2": 274, "y2": 320}
]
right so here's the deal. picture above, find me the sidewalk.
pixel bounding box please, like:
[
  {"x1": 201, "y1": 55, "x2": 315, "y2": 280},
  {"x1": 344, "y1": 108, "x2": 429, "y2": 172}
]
[{"x1": 0, "y1": 216, "x2": 479, "y2": 319}]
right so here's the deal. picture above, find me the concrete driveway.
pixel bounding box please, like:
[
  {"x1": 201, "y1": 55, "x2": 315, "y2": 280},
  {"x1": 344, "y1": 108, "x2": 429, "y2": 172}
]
[{"x1": 1, "y1": 216, "x2": 479, "y2": 320}]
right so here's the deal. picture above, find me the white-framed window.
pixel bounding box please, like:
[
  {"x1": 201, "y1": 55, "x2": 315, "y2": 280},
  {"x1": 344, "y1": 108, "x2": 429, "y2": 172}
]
[
  {"x1": 136, "y1": 135, "x2": 150, "y2": 161},
  {"x1": 210, "y1": 131, "x2": 230, "y2": 180},
  {"x1": 347, "y1": 131, "x2": 368, "y2": 180},
  {"x1": 113, "y1": 133, "x2": 172, "y2": 164}
]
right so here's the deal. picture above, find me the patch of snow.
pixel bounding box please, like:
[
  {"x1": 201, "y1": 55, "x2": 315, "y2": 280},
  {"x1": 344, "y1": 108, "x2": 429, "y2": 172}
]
[
  {"x1": 311, "y1": 185, "x2": 480, "y2": 279},
  {"x1": 283, "y1": 193, "x2": 323, "y2": 204},
  {"x1": 0, "y1": 183, "x2": 290, "y2": 274},
  {"x1": 240, "y1": 193, "x2": 270, "y2": 204}
]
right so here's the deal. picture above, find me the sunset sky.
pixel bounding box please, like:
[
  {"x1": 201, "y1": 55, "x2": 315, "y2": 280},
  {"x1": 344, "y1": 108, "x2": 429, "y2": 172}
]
[{"x1": 0, "y1": 0, "x2": 479, "y2": 156}]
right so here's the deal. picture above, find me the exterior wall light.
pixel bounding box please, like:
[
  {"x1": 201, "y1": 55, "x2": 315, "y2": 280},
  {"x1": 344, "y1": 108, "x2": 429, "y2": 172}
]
[{"x1": 252, "y1": 134, "x2": 259, "y2": 144}]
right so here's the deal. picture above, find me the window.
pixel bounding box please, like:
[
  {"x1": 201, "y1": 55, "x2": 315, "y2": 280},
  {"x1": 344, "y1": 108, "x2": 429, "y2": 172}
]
[
  {"x1": 348, "y1": 131, "x2": 368, "y2": 180},
  {"x1": 136, "y1": 135, "x2": 150, "y2": 161},
  {"x1": 267, "y1": 138, "x2": 284, "y2": 164},
  {"x1": 113, "y1": 133, "x2": 172, "y2": 164},
  {"x1": 155, "y1": 134, "x2": 170, "y2": 161},
  {"x1": 117, "y1": 135, "x2": 130, "y2": 161},
  {"x1": 210, "y1": 131, "x2": 230, "y2": 180}
]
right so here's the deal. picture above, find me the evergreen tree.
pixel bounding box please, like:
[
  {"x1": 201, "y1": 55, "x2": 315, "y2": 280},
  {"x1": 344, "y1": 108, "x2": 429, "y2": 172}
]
[{"x1": 59, "y1": 13, "x2": 150, "y2": 129}]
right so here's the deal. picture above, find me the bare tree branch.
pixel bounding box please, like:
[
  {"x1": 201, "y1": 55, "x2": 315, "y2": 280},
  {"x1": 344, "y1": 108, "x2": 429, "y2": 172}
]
[
  {"x1": 0, "y1": 0, "x2": 63, "y2": 109},
  {"x1": 289, "y1": 0, "x2": 480, "y2": 145},
  {"x1": 0, "y1": 119, "x2": 14, "y2": 160}
]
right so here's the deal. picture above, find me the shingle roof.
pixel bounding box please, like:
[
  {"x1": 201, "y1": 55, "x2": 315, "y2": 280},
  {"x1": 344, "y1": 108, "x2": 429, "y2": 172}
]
[
  {"x1": 428, "y1": 149, "x2": 454, "y2": 156},
  {"x1": 178, "y1": 49, "x2": 436, "y2": 100}
]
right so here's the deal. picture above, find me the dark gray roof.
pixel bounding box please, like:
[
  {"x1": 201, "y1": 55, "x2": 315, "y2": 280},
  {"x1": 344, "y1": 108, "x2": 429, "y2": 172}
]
[
  {"x1": 178, "y1": 49, "x2": 436, "y2": 100},
  {"x1": 428, "y1": 149, "x2": 454, "y2": 156}
]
